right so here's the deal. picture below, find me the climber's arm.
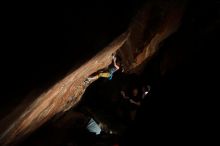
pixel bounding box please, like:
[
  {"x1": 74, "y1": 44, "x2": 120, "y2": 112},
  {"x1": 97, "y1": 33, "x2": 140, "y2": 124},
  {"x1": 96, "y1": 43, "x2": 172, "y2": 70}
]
[{"x1": 113, "y1": 56, "x2": 120, "y2": 70}]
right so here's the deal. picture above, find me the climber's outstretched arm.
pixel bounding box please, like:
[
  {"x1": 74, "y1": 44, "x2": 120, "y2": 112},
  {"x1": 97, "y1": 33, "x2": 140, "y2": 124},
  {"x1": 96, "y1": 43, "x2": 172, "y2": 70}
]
[{"x1": 112, "y1": 55, "x2": 120, "y2": 70}]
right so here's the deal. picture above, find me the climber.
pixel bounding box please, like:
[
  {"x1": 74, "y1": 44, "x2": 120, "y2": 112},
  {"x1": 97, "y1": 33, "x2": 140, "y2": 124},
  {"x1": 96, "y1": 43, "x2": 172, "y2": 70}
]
[{"x1": 84, "y1": 53, "x2": 120, "y2": 84}]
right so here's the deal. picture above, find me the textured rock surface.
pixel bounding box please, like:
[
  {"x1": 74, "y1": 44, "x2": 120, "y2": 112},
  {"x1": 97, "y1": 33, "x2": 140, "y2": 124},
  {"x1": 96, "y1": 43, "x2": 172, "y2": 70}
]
[{"x1": 0, "y1": 1, "x2": 185, "y2": 145}]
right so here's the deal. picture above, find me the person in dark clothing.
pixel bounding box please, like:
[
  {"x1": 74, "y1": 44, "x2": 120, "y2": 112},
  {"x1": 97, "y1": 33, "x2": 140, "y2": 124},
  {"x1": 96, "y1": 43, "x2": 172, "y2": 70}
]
[
  {"x1": 129, "y1": 88, "x2": 141, "y2": 121},
  {"x1": 121, "y1": 88, "x2": 141, "y2": 121}
]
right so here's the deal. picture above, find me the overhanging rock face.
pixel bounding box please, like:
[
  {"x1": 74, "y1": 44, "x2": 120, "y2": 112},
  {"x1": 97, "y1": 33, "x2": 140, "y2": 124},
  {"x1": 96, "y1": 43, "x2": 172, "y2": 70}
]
[
  {"x1": 0, "y1": 32, "x2": 129, "y2": 146},
  {"x1": 119, "y1": 1, "x2": 185, "y2": 73},
  {"x1": 0, "y1": 1, "x2": 185, "y2": 145}
]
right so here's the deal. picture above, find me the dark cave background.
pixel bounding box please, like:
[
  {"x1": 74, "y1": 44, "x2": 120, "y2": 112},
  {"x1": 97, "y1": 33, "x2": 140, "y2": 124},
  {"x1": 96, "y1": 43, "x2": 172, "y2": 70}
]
[
  {"x1": 0, "y1": 0, "x2": 219, "y2": 145},
  {"x1": 0, "y1": 0, "x2": 145, "y2": 118}
]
